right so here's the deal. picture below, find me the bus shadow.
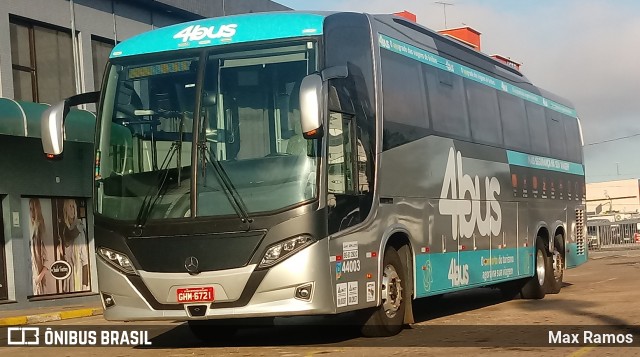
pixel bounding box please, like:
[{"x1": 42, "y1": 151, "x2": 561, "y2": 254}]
[
  {"x1": 411, "y1": 287, "x2": 509, "y2": 322},
  {"x1": 136, "y1": 315, "x2": 366, "y2": 348},
  {"x1": 512, "y1": 295, "x2": 640, "y2": 330},
  {"x1": 137, "y1": 287, "x2": 518, "y2": 348}
]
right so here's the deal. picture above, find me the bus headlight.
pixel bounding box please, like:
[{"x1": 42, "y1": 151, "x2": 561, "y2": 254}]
[
  {"x1": 98, "y1": 247, "x2": 137, "y2": 275},
  {"x1": 258, "y1": 235, "x2": 314, "y2": 269}
]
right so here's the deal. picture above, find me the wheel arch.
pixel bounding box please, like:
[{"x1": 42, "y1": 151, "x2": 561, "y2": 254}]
[
  {"x1": 378, "y1": 225, "x2": 416, "y2": 324},
  {"x1": 552, "y1": 222, "x2": 566, "y2": 251},
  {"x1": 534, "y1": 222, "x2": 551, "y2": 251}
]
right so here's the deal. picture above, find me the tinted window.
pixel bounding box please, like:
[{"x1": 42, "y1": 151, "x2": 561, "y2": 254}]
[
  {"x1": 563, "y1": 115, "x2": 582, "y2": 163},
  {"x1": 465, "y1": 79, "x2": 502, "y2": 145},
  {"x1": 33, "y1": 26, "x2": 76, "y2": 104},
  {"x1": 92, "y1": 36, "x2": 114, "y2": 89},
  {"x1": 10, "y1": 19, "x2": 76, "y2": 103},
  {"x1": 525, "y1": 102, "x2": 549, "y2": 155},
  {"x1": 498, "y1": 92, "x2": 530, "y2": 151},
  {"x1": 424, "y1": 65, "x2": 470, "y2": 139},
  {"x1": 546, "y1": 109, "x2": 568, "y2": 160},
  {"x1": 381, "y1": 51, "x2": 429, "y2": 149}
]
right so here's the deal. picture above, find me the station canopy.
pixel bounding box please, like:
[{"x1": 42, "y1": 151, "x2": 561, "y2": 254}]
[{"x1": 0, "y1": 98, "x2": 95, "y2": 143}]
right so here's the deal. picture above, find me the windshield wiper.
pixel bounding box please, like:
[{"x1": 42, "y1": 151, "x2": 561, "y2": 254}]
[
  {"x1": 200, "y1": 143, "x2": 253, "y2": 230},
  {"x1": 134, "y1": 141, "x2": 180, "y2": 228},
  {"x1": 135, "y1": 111, "x2": 187, "y2": 228}
]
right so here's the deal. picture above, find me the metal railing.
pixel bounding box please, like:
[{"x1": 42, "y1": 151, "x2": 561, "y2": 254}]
[{"x1": 587, "y1": 219, "x2": 640, "y2": 250}]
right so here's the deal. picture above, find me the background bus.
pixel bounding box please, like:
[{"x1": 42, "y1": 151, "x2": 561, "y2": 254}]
[{"x1": 41, "y1": 11, "x2": 587, "y2": 339}]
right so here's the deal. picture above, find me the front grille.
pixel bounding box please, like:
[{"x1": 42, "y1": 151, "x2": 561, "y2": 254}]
[
  {"x1": 575, "y1": 209, "x2": 585, "y2": 255},
  {"x1": 126, "y1": 231, "x2": 265, "y2": 273}
]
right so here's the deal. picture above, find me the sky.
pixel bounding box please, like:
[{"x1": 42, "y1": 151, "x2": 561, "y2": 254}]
[{"x1": 277, "y1": 0, "x2": 640, "y2": 183}]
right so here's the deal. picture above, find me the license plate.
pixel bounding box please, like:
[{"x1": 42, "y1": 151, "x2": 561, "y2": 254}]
[{"x1": 176, "y1": 287, "x2": 214, "y2": 303}]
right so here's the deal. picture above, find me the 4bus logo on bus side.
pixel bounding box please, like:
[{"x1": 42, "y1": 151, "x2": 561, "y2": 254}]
[{"x1": 439, "y1": 147, "x2": 502, "y2": 240}]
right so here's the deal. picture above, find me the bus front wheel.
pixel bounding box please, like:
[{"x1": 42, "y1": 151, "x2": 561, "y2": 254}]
[
  {"x1": 360, "y1": 246, "x2": 407, "y2": 337},
  {"x1": 520, "y1": 238, "x2": 549, "y2": 299}
]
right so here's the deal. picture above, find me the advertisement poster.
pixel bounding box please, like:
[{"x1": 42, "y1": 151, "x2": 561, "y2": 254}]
[
  {"x1": 24, "y1": 197, "x2": 91, "y2": 297},
  {"x1": 0, "y1": 226, "x2": 7, "y2": 300}
]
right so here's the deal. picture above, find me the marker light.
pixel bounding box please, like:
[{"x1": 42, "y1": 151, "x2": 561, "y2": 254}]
[
  {"x1": 45, "y1": 153, "x2": 63, "y2": 161},
  {"x1": 259, "y1": 235, "x2": 314, "y2": 269},
  {"x1": 98, "y1": 247, "x2": 137, "y2": 275}
]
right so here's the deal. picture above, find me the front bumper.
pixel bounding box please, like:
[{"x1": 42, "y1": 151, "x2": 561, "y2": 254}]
[{"x1": 98, "y1": 241, "x2": 336, "y2": 321}]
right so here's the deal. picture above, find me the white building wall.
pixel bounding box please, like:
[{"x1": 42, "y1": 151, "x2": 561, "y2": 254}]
[{"x1": 586, "y1": 179, "x2": 640, "y2": 216}]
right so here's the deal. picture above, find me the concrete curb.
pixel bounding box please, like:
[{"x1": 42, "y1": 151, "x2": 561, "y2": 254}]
[{"x1": 0, "y1": 307, "x2": 103, "y2": 326}]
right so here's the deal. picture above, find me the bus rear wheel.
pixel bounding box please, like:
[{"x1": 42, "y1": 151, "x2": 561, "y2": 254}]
[
  {"x1": 360, "y1": 246, "x2": 406, "y2": 337},
  {"x1": 546, "y1": 234, "x2": 564, "y2": 294},
  {"x1": 520, "y1": 238, "x2": 548, "y2": 299}
]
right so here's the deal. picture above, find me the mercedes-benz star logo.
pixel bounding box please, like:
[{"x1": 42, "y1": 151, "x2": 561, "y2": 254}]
[{"x1": 184, "y1": 256, "x2": 200, "y2": 275}]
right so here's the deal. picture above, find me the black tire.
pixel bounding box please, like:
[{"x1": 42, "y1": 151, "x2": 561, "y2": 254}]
[
  {"x1": 360, "y1": 246, "x2": 407, "y2": 337},
  {"x1": 546, "y1": 234, "x2": 564, "y2": 294},
  {"x1": 188, "y1": 320, "x2": 238, "y2": 343},
  {"x1": 520, "y1": 238, "x2": 548, "y2": 299}
]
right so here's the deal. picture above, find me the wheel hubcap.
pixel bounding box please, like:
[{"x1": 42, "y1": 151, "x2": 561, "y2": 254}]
[
  {"x1": 552, "y1": 251, "x2": 563, "y2": 281},
  {"x1": 381, "y1": 263, "x2": 402, "y2": 318},
  {"x1": 536, "y1": 249, "x2": 546, "y2": 286}
]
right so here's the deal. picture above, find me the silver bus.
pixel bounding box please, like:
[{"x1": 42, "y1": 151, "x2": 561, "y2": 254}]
[{"x1": 41, "y1": 11, "x2": 588, "y2": 338}]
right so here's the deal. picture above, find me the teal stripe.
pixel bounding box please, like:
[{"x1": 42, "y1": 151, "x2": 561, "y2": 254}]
[
  {"x1": 415, "y1": 247, "x2": 533, "y2": 297},
  {"x1": 111, "y1": 13, "x2": 325, "y2": 59},
  {"x1": 506, "y1": 150, "x2": 584, "y2": 175},
  {"x1": 566, "y1": 242, "x2": 588, "y2": 268},
  {"x1": 378, "y1": 34, "x2": 578, "y2": 118}
]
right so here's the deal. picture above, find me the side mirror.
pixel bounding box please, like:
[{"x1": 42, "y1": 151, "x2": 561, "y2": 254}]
[
  {"x1": 41, "y1": 101, "x2": 69, "y2": 155},
  {"x1": 299, "y1": 74, "x2": 324, "y2": 139},
  {"x1": 299, "y1": 66, "x2": 349, "y2": 139},
  {"x1": 41, "y1": 91, "x2": 100, "y2": 155}
]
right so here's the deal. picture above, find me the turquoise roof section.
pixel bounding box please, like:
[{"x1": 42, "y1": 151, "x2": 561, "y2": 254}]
[
  {"x1": 110, "y1": 12, "x2": 325, "y2": 59},
  {"x1": 0, "y1": 98, "x2": 96, "y2": 143}
]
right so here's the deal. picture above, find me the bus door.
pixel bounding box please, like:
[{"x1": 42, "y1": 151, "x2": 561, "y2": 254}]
[{"x1": 325, "y1": 71, "x2": 376, "y2": 312}]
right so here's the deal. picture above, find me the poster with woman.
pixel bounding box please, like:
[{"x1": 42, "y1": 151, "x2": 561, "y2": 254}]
[
  {"x1": 54, "y1": 198, "x2": 91, "y2": 293},
  {"x1": 23, "y1": 197, "x2": 91, "y2": 297},
  {"x1": 26, "y1": 197, "x2": 56, "y2": 296},
  {"x1": 0, "y1": 215, "x2": 8, "y2": 300}
]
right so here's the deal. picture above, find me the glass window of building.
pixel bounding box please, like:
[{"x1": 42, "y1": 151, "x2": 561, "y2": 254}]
[
  {"x1": 92, "y1": 36, "x2": 115, "y2": 90},
  {"x1": 9, "y1": 18, "x2": 76, "y2": 104}
]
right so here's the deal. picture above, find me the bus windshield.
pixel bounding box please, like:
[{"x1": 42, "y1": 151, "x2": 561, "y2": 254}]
[{"x1": 95, "y1": 42, "x2": 319, "y2": 222}]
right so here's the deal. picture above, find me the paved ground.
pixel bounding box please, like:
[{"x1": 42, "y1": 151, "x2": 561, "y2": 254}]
[{"x1": 1, "y1": 249, "x2": 639, "y2": 356}]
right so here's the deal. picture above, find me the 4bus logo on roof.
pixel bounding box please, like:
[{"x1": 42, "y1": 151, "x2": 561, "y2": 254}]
[{"x1": 173, "y1": 24, "x2": 238, "y2": 42}]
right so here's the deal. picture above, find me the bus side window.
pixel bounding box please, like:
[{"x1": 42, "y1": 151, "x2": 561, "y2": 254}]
[
  {"x1": 563, "y1": 114, "x2": 582, "y2": 163},
  {"x1": 499, "y1": 91, "x2": 530, "y2": 152},
  {"x1": 380, "y1": 50, "x2": 429, "y2": 150},
  {"x1": 327, "y1": 111, "x2": 362, "y2": 234},
  {"x1": 425, "y1": 65, "x2": 470, "y2": 140},
  {"x1": 465, "y1": 79, "x2": 502, "y2": 146},
  {"x1": 328, "y1": 112, "x2": 356, "y2": 195},
  {"x1": 525, "y1": 102, "x2": 550, "y2": 155},
  {"x1": 546, "y1": 109, "x2": 568, "y2": 161}
]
